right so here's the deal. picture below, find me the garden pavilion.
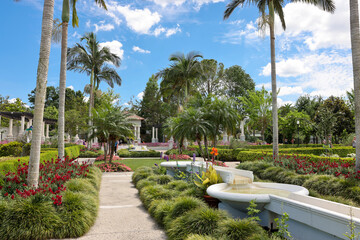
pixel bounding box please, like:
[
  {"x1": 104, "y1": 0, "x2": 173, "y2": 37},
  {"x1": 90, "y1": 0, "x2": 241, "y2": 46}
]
[
  {"x1": 0, "y1": 112, "x2": 57, "y2": 141},
  {"x1": 126, "y1": 113, "x2": 144, "y2": 143}
]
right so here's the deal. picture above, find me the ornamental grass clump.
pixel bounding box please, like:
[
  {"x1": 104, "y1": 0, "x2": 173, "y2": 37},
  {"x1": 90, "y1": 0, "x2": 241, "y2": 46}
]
[
  {"x1": 148, "y1": 199, "x2": 174, "y2": 226},
  {"x1": 132, "y1": 166, "x2": 153, "y2": 184},
  {"x1": 215, "y1": 218, "x2": 269, "y2": 240},
  {"x1": 166, "y1": 208, "x2": 229, "y2": 240},
  {"x1": 147, "y1": 174, "x2": 173, "y2": 185},
  {"x1": 139, "y1": 185, "x2": 176, "y2": 209},
  {"x1": 164, "y1": 196, "x2": 207, "y2": 227},
  {"x1": 165, "y1": 180, "x2": 191, "y2": 191},
  {"x1": 136, "y1": 179, "x2": 154, "y2": 190},
  {"x1": 185, "y1": 234, "x2": 220, "y2": 240}
]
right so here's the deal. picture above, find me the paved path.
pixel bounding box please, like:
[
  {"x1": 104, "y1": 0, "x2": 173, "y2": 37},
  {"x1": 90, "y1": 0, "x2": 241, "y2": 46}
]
[{"x1": 70, "y1": 172, "x2": 166, "y2": 240}]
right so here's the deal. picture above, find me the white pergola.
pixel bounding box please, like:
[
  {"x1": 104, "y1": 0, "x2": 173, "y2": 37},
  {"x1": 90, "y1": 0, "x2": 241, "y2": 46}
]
[{"x1": 126, "y1": 114, "x2": 144, "y2": 143}]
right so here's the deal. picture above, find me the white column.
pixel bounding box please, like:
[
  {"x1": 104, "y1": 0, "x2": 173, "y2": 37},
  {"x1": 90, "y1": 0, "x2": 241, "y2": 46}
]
[
  {"x1": 29, "y1": 119, "x2": 33, "y2": 127},
  {"x1": 168, "y1": 136, "x2": 174, "y2": 149},
  {"x1": 19, "y1": 116, "x2": 25, "y2": 137},
  {"x1": 74, "y1": 126, "x2": 79, "y2": 142},
  {"x1": 223, "y1": 132, "x2": 228, "y2": 142},
  {"x1": 46, "y1": 124, "x2": 49, "y2": 139},
  {"x1": 240, "y1": 120, "x2": 245, "y2": 141},
  {"x1": 152, "y1": 127, "x2": 156, "y2": 143},
  {"x1": 8, "y1": 119, "x2": 13, "y2": 138},
  {"x1": 155, "y1": 128, "x2": 158, "y2": 142},
  {"x1": 26, "y1": 119, "x2": 30, "y2": 129},
  {"x1": 137, "y1": 126, "x2": 141, "y2": 142}
]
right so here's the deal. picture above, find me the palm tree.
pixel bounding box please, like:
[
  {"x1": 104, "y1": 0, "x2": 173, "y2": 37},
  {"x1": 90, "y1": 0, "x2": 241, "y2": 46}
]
[
  {"x1": 349, "y1": 0, "x2": 360, "y2": 170},
  {"x1": 171, "y1": 108, "x2": 214, "y2": 161},
  {"x1": 67, "y1": 32, "x2": 121, "y2": 144},
  {"x1": 57, "y1": 0, "x2": 107, "y2": 160},
  {"x1": 27, "y1": 0, "x2": 55, "y2": 187},
  {"x1": 197, "y1": 59, "x2": 225, "y2": 97},
  {"x1": 91, "y1": 104, "x2": 134, "y2": 163},
  {"x1": 224, "y1": 0, "x2": 335, "y2": 159},
  {"x1": 157, "y1": 51, "x2": 203, "y2": 110}
]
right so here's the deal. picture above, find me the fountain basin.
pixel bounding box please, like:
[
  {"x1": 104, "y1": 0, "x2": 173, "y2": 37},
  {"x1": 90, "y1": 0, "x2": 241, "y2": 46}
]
[{"x1": 207, "y1": 182, "x2": 309, "y2": 211}]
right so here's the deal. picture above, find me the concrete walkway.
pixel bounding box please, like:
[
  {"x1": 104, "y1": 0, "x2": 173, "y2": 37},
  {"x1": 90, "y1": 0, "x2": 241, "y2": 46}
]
[{"x1": 70, "y1": 172, "x2": 166, "y2": 240}]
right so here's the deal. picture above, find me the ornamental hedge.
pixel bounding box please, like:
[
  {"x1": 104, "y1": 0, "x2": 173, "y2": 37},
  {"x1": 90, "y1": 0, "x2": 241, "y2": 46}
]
[
  {"x1": 117, "y1": 149, "x2": 160, "y2": 158},
  {"x1": 133, "y1": 167, "x2": 273, "y2": 240},
  {"x1": 0, "y1": 158, "x2": 102, "y2": 239}
]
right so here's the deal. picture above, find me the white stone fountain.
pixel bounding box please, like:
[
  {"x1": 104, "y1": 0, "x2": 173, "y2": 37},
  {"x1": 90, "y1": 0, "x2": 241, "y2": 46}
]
[{"x1": 160, "y1": 161, "x2": 360, "y2": 240}]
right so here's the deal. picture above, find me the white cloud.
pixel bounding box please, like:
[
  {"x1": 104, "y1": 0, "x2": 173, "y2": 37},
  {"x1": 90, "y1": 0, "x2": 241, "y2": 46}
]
[
  {"x1": 107, "y1": 4, "x2": 161, "y2": 34},
  {"x1": 99, "y1": 40, "x2": 124, "y2": 59},
  {"x1": 277, "y1": 98, "x2": 294, "y2": 107},
  {"x1": 148, "y1": 0, "x2": 186, "y2": 8},
  {"x1": 86, "y1": 20, "x2": 91, "y2": 28},
  {"x1": 154, "y1": 26, "x2": 166, "y2": 37},
  {"x1": 261, "y1": 58, "x2": 312, "y2": 77},
  {"x1": 274, "y1": 0, "x2": 352, "y2": 50},
  {"x1": 193, "y1": 0, "x2": 225, "y2": 10},
  {"x1": 123, "y1": 102, "x2": 130, "y2": 107},
  {"x1": 8, "y1": 98, "x2": 16, "y2": 104},
  {"x1": 83, "y1": 96, "x2": 89, "y2": 103},
  {"x1": 67, "y1": 85, "x2": 74, "y2": 90},
  {"x1": 137, "y1": 92, "x2": 144, "y2": 100},
  {"x1": 133, "y1": 46, "x2": 151, "y2": 54},
  {"x1": 278, "y1": 86, "x2": 303, "y2": 97},
  {"x1": 165, "y1": 24, "x2": 181, "y2": 37},
  {"x1": 94, "y1": 22, "x2": 115, "y2": 33},
  {"x1": 72, "y1": 31, "x2": 81, "y2": 39}
]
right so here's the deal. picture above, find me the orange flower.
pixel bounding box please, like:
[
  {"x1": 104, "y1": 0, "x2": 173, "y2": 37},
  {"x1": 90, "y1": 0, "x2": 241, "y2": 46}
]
[{"x1": 210, "y1": 147, "x2": 218, "y2": 156}]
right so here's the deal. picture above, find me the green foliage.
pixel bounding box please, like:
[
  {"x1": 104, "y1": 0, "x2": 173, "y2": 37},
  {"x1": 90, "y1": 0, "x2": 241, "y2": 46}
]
[
  {"x1": 139, "y1": 185, "x2": 176, "y2": 209},
  {"x1": 146, "y1": 174, "x2": 174, "y2": 185},
  {"x1": 79, "y1": 150, "x2": 103, "y2": 158},
  {"x1": 185, "y1": 234, "x2": 219, "y2": 240},
  {"x1": 246, "y1": 200, "x2": 260, "y2": 222},
  {"x1": 166, "y1": 208, "x2": 229, "y2": 240},
  {"x1": 194, "y1": 165, "x2": 223, "y2": 191},
  {"x1": 216, "y1": 218, "x2": 268, "y2": 240},
  {"x1": 165, "y1": 180, "x2": 191, "y2": 191},
  {"x1": 274, "y1": 212, "x2": 292, "y2": 239},
  {"x1": 117, "y1": 149, "x2": 160, "y2": 158},
  {"x1": 0, "y1": 196, "x2": 62, "y2": 240},
  {"x1": 136, "y1": 179, "x2": 154, "y2": 190},
  {"x1": 148, "y1": 199, "x2": 174, "y2": 226},
  {"x1": 0, "y1": 141, "x2": 23, "y2": 157},
  {"x1": 132, "y1": 167, "x2": 154, "y2": 184}
]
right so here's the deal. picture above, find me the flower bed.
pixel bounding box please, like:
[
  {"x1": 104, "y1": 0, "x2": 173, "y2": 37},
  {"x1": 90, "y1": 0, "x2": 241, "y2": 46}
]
[
  {"x1": 139, "y1": 142, "x2": 169, "y2": 147},
  {"x1": 168, "y1": 154, "x2": 191, "y2": 160},
  {"x1": 96, "y1": 162, "x2": 132, "y2": 172},
  {"x1": 0, "y1": 157, "x2": 102, "y2": 239},
  {"x1": 95, "y1": 155, "x2": 122, "y2": 161}
]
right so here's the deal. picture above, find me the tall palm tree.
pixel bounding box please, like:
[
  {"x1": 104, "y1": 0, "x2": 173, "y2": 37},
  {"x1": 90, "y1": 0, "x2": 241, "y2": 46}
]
[
  {"x1": 67, "y1": 32, "x2": 121, "y2": 144},
  {"x1": 224, "y1": 0, "x2": 335, "y2": 159},
  {"x1": 57, "y1": 0, "x2": 107, "y2": 160},
  {"x1": 27, "y1": 0, "x2": 55, "y2": 187},
  {"x1": 157, "y1": 51, "x2": 203, "y2": 110},
  {"x1": 349, "y1": 0, "x2": 360, "y2": 170},
  {"x1": 197, "y1": 59, "x2": 225, "y2": 97}
]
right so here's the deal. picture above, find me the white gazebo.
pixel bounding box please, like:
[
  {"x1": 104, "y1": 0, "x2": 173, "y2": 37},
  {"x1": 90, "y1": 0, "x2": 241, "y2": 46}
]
[{"x1": 126, "y1": 113, "x2": 144, "y2": 143}]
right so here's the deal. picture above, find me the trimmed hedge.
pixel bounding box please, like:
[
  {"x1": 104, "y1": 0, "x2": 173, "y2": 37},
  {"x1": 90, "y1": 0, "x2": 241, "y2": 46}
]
[
  {"x1": 117, "y1": 149, "x2": 160, "y2": 158},
  {"x1": 134, "y1": 167, "x2": 272, "y2": 240},
  {"x1": 237, "y1": 161, "x2": 360, "y2": 206},
  {"x1": 258, "y1": 146, "x2": 355, "y2": 158},
  {"x1": 245, "y1": 144, "x2": 341, "y2": 149},
  {"x1": 0, "y1": 145, "x2": 84, "y2": 175},
  {"x1": 0, "y1": 166, "x2": 102, "y2": 239},
  {"x1": 0, "y1": 142, "x2": 23, "y2": 157}
]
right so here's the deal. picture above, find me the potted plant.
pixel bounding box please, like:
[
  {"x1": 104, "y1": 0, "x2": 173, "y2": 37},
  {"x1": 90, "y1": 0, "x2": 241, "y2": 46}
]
[{"x1": 194, "y1": 164, "x2": 223, "y2": 208}]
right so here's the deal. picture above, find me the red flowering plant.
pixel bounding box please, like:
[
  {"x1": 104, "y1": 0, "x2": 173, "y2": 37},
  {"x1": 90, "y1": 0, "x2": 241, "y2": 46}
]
[
  {"x1": 0, "y1": 158, "x2": 90, "y2": 206},
  {"x1": 95, "y1": 155, "x2": 122, "y2": 161},
  {"x1": 168, "y1": 154, "x2": 191, "y2": 160},
  {"x1": 272, "y1": 154, "x2": 360, "y2": 180},
  {"x1": 96, "y1": 162, "x2": 132, "y2": 172}
]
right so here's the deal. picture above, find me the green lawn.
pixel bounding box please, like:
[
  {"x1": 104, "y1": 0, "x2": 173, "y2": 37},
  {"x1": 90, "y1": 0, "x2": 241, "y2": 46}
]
[{"x1": 95, "y1": 158, "x2": 189, "y2": 171}]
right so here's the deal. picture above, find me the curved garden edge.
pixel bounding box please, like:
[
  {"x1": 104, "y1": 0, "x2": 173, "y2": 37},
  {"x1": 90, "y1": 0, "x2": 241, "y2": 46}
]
[{"x1": 0, "y1": 164, "x2": 102, "y2": 240}]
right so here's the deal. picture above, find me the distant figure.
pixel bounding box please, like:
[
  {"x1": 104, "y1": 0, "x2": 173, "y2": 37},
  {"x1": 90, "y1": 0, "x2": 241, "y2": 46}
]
[
  {"x1": 291, "y1": 138, "x2": 295, "y2": 144},
  {"x1": 353, "y1": 136, "x2": 356, "y2": 148},
  {"x1": 115, "y1": 140, "x2": 119, "y2": 152},
  {"x1": 284, "y1": 138, "x2": 288, "y2": 144}
]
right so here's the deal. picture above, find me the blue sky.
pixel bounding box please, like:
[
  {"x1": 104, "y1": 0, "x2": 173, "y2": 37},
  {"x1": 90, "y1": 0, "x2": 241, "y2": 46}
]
[{"x1": 0, "y1": 0, "x2": 354, "y2": 107}]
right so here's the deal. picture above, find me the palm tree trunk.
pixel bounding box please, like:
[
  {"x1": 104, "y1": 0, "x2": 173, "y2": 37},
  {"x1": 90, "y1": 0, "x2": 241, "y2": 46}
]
[
  {"x1": 88, "y1": 69, "x2": 94, "y2": 149},
  {"x1": 269, "y1": 7, "x2": 279, "y2": 161},
  {"x1": 350, "y1": 0, "x2": 360, "y2": 170},
  {"x1": 103, "y1": 142, "x2": 107, "y2": 164},
  {"x1": 204, "y1": 135, "x2": 210, "y2": 161},
  {"x1": 197, "y1": 139, "x2": 206, "y2": 161},
  {"x1": 27, "y1": 0, "x2": 55, "y2": 188},
  {"x1": 58, "y1": 21, "x2": 68, "y2": 161}
]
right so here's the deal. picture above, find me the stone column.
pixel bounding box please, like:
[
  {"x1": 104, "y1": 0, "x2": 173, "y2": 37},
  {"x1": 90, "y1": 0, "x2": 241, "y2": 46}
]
[
  {"x1": 74, "y1": 126, "x2": 79, "y2": 142},
  {"x1": 155, "y1": 128, "x2": 158, "y2": 143},
  {"x1": 240, "y1": 120, "x2": 245, "y2": 141},
  {"x1": 46, "y1": 124, "x2": 49, "y2": 139},
  {"x1": 29, "y1": 119, "x2": 33, "y2": 127},
  {"x1": 8, "y1": 119, "x2": 13, "y2": 138},
  {"x1": 19, "y1": 115, "x2": 25, "y2": 137},
  {"x1": 152, "y1": 127, "x2": 156, "y2": 143},
  {"x1": 137, "y1": 126, "x2": 141, "y2": 142},
  {"x1": 168, "y1": 136, "x2": 174, "y2": 149}
]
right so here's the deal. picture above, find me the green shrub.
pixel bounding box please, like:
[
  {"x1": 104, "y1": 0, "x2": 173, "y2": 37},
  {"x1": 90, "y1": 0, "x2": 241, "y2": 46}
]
[
  {"x1": 132, "y1": 167, "x2": 154, "y2": 184},
  {"x1": 164, "y1": 196, "x2": 207, "y2": 227},
  {"x1": 0, "y1": 196, "x2": 62, "y2": 240},
  {"x1": 166, "y1": 208, "x2": 229, "y2": 240},
  {"x1": 117, "y1": 149, "x2": 160, "y2": 158},
  {"x1": 22, "y1": 143, "x2": 31, "y2": 156},
  {"x1": 185, "y1": 234, "x2": 219, "y2": 240},
  {"x1": 165, "y1": 180, "x2": 191, "y2": 191},
  {"x1": 136, "y1": 179, "x2": 154, "y2": 190},
  {"x1": 139, "y1": 185, "x2": 176, "y2": 209},
  {"x1": 146, "y1": 175, "x2": 173, "y2": 185},
  {"x1": 0, "y1": 141, "x2": 23, "y2": 157},
  {"x1": 79, "y1": 150, "x2": 103, "y2": 158},
  {"x1": 148, "y1": 199, "x2": 174, "y2": 226},
  {"x1": 65, "y1": 178, "x2": 97, "y2": 197},
  {"x1": 166, "y1": 148, "x2": 200, "y2": 157},
  {"x1": 215, "y1": 218, "x2": 269, "y2": 240}
]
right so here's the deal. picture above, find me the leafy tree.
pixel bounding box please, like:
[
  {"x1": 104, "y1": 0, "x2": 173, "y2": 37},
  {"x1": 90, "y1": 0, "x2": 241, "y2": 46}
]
[
  {"x1": 157, "y1": 51, "x2": 203, "y2": 110},
  {"x1": 347, "y1": 89, "x2": 355, "y2": 113},
  {"x1": 43, "y1": 106, "x2": 58, "y2": 119},
  {"x1": 224, "y1": 0, "x2": 335, "y2": 159},
  {"x1": 295, "y1": 94, "x2": 323, "y2": 120},
  {"x1": 28, "y1": 86, "x2": 59, "y2": 109},
  {"x1": 91, "y1": 104, "x2": 133, "y2": 163},
  {"x1": 224, "y1": 65, "x2": 255, "y2": 100},
  {"x1": 240, "y1": 87, "x2": 272, "y2": 141},
  {"x1": 317, "y1": 96, "x2": 354, "y2": 143},
  {"x1": 314, "y1": 107, "x2": 337, "y2": 144},
  {"x1": 279, "y1": 110, "x2": 312, "y2": 144},
  {"x1": 67, "y1": 32, "x2": 121, "y2": 141},
  {"x1": 197, "y1": 59, "x2": 225, "y2": 97}
]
